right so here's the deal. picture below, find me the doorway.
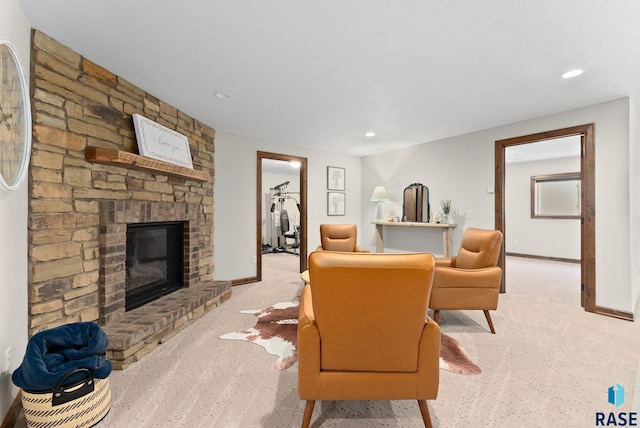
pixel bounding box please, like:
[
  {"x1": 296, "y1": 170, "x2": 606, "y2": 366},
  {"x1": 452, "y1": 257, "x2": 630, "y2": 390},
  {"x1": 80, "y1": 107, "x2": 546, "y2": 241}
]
[
  {"x1": 504, "y1": 136, "x2": 582, "y2": 261},
  {"x1": 257, "y1": 151, "x2": 308, "y2": 281},
  {"x1": 495, "y1": 124, "x2": 597, "y2": 314}
]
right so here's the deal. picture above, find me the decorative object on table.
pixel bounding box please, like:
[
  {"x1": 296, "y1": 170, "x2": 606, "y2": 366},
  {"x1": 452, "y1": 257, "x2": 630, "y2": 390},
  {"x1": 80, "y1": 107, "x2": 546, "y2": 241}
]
[
  {"x1": 327, "y1": 192, "x2": 345, "y2": 216},
  {"x1": 370, "y1": 185, "x2": 389, "y2": 221},
  {"x1": 220, "y1": 299, "x2": 480, "y2": 374},
  {"x1": 12, "y1": 322, "x2": 112, "y2": 428},
  {"x1": 0, "y1": 39, "x2": 32, "y2": 192},
  {"x1": 386, "y1": 210, "x2": 400, "y2": 222},
  {"x1": 326, "y1": 166, "x2": 345, "y2": 190},
  {"x1": 402, "y1": 183, "x2": 430, "y2": 222},
  {"x1": 440, "y1": 199, "x2": 452, "y2": 224},
  {"x1": 132, "y1": 113, "x2": 194, "y2": 168}
]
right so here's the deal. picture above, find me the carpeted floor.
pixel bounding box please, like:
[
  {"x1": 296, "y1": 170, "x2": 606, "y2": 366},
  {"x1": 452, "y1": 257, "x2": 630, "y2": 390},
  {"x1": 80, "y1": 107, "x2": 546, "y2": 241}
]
[{"x1": 14, "y1": 254, "x2": 640, "y2": 427}]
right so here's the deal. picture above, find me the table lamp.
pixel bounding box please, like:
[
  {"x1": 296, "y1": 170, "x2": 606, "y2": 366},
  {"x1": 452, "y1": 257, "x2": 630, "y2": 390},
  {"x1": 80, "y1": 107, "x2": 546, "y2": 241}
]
[{"x1": 370, "y1": 185, "x2": 389, "y2": 221}]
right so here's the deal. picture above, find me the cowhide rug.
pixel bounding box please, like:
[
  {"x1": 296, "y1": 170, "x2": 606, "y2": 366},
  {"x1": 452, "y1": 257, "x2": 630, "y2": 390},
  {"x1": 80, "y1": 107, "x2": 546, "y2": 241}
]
[{"x1": 220, "y1": 300, "x2": 481, "y2": 375}]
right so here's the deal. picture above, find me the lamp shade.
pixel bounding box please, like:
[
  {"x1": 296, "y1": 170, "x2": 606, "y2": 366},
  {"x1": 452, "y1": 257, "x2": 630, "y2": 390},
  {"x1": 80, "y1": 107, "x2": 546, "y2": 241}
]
[{"x1": 370, "y1": 186, "x2": 389, "y2": 202}]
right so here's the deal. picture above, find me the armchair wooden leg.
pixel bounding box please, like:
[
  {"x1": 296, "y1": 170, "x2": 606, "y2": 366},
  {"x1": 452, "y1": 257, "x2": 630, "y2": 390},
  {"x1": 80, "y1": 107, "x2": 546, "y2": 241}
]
[
  {"x1": 483, "y1": 310, "x2": 496, "y2": 334},
  {"x1": 301, "y1": 400, "x2": 315, "y2": 428},
  {"x1": 433, "y1": 310, "x2": 440, "y2": 323},
  {"x1": 417, "y1": 400, "x2": 433, "y2": 428}
]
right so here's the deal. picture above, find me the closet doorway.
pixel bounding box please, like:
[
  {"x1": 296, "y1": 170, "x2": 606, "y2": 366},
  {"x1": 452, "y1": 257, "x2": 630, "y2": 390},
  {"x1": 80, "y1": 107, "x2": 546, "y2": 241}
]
[
  {"x1": 495, "y1": 124, "x2": 602, "y2": 315},
  {"x1": 256, "y1": 151, "x2": 308, "y2": 281}
]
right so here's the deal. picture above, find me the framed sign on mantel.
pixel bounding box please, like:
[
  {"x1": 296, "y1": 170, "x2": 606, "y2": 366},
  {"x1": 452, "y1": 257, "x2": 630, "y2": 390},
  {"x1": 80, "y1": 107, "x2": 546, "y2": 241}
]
[{"x1": 132, "y1": 114, "x2": 194, "y2": 169}]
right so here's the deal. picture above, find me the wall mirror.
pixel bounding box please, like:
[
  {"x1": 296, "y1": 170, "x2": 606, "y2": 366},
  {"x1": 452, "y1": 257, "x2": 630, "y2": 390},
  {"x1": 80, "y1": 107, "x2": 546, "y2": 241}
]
[
  {"x1": 531, "y1": 172, "x2": 581, "y2": 218},
  {"x1": 403, "y1": 183, "x2": 430, "y2": 222}
]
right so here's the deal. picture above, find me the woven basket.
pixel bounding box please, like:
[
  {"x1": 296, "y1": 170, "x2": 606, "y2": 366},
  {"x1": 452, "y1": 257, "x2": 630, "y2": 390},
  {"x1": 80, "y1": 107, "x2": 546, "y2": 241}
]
[{"x1": 21, "y1": 368, "x2": 111, "y2": 428}]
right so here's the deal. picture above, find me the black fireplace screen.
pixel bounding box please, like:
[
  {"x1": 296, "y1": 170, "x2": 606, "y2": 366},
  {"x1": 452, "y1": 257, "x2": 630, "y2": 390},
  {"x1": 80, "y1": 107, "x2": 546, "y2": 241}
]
[{"x1": 125, "y1": 221, "x2": 184, "y2": 311}]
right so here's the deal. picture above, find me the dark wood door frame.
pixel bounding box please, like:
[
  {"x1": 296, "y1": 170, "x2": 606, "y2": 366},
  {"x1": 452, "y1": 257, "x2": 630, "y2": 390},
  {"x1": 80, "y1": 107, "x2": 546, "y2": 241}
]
[
  {"x1": 256, "y1": 151, "x2": 308, "y2": 282},
  {"x1": 495, "y1": 124, "x2": 598, "y2": 314}
]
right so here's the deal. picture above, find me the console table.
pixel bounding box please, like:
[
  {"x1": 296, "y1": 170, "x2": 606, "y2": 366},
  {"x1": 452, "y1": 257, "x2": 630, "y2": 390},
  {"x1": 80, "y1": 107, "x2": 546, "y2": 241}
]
[{"x1": 372, "y1": 221, "x2": 457, "y2": 257}]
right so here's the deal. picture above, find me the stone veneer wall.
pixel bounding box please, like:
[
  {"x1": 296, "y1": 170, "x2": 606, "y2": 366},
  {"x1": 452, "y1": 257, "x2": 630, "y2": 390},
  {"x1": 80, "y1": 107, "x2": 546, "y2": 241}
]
[{"x1": 27, "y1": 30, "x2": 217, "y2": 337}]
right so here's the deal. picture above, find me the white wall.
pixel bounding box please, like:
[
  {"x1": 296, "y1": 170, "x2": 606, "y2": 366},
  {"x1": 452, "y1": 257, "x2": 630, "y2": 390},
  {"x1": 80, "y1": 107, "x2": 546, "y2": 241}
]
[
  {"x1": 0, "y1": 0, "x2": 31, "y2": 419},
  {"x1": 506, "y1": 156, "x2": 581, "y2": 260},
  {"x1": 214, "y1": 132, "x2": 362, "y2": 280},
  {"x1": 361, "y1": 98, "x2": 632, "y2": 313},
  {"x1": 361, "y1": 130, "x2": 497, "y2": 255},
  {"x1": 630, "y1": 93, "x2": 640, "y2": 318}
]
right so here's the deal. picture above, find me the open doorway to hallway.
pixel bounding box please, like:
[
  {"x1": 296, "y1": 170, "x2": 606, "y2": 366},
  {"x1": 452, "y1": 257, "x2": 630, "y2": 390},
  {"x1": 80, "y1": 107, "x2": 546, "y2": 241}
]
[
  {"x1": 256, "y1": 151, "x2": 308, "y2": 282},
  {"x1": 495, "y1": 124, "x2": 598, "y2": 314},
  {"x1": 504, "y1": 136, "x2": 582, "y2": 305}
]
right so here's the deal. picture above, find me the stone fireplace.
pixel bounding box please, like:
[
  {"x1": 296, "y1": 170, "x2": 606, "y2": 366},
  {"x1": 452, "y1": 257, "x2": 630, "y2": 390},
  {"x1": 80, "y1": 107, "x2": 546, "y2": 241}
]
[
  {"x1": 99, "y1": 201, "x2": 200, "y2": 323},
  {"x1": 97, "y1": 201, "x2": 230, "y2": 370},
  {"x1": 27, "y1": 31, "x2": 231, "y2": 369}
]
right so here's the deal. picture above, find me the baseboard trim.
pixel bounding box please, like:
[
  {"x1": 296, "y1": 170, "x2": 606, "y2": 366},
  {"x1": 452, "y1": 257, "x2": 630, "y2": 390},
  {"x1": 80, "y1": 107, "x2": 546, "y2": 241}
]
[
  {"x1": 231, "y1": 276, "x2": 259, "y2": 286},
  {"x1": 506, "y1": 252, "x2": 580, "y2": 264},
  {"x1": 0, "y1": 390, "x2": 22, "y2": 428},
  {"x1": 594, "y1": 306, "x2": 634, "y2": 321}
]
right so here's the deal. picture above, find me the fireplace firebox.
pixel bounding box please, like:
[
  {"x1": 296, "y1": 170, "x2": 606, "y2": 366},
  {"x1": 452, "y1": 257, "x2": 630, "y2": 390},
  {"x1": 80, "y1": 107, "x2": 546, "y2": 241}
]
[{"x1": 125, "y1": 221, "x2": 184, "y2": 311}]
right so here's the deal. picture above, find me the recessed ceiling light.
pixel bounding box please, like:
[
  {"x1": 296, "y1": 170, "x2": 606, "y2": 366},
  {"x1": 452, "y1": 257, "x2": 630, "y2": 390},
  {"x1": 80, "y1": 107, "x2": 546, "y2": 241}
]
[
  {"x1": 290, "y1": 161, "x2": 301, "y2": 168},
  {"x1": 562, "y1": 69, "x2": 584, "y2": 79},
  {"x1": 365, "y1": 132, "x2": 376, "y2": 137},
  {"x1": 213, "y1": 91, "x2": 233, "y2": 100}
]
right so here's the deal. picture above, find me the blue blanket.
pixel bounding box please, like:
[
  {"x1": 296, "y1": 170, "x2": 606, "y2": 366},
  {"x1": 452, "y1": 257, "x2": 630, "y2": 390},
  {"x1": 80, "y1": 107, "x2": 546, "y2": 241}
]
[{"x1": 12, "y1": 322, "x2": 112, "y2": 392}]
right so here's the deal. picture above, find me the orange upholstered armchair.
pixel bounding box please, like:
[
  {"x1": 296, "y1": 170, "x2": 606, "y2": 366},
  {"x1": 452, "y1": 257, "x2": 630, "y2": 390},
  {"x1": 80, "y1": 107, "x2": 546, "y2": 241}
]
[
  {"x1": 429, "y1": 227, "x2": 503, "y2": 334},
  {"x1": 298, "y1": 251, "x2": 440, "y2": 428},
  {"x1": 315, "y1": 223, "x2": 369, "y2": 252}
]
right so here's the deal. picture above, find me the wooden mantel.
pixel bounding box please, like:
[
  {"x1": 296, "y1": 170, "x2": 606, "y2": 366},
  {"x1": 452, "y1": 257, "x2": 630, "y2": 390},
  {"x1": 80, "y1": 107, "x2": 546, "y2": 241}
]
[{"x1": 85, "y1": 147, "x2": 210, "y2": 182}]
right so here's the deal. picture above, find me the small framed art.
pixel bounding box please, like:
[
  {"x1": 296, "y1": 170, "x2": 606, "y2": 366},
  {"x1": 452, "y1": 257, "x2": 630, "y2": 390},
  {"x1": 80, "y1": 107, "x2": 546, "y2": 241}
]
[
  {"x1": 327, "y1": 192, "x2": 345, "y2": 216},
  {"x1": 327, "y1": 166, "x2": 345, "y2": 191}
]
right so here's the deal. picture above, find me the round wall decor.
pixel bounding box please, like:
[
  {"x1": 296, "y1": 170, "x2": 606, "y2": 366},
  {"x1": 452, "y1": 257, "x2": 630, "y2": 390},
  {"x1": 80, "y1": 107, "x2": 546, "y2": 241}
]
[{"x1": 0, "y1": 39, "x2": 32, "y2": 192}]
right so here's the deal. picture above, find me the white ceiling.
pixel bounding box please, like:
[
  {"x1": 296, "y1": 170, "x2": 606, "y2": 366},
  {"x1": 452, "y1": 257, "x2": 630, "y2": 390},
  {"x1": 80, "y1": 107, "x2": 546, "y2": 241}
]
[{"x1": 19, "y1": 0, "x2": 640, "y2": 157}]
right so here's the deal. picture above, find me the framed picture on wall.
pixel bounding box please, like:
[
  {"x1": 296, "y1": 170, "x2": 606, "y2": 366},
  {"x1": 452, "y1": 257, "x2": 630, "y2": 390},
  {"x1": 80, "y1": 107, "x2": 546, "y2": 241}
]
[
  {"x1": 327, "y1": 166, "x2": 345, "y2": 191},
  {"x1": 327, "y1": 192, "x2": 346, "y2": 216}
]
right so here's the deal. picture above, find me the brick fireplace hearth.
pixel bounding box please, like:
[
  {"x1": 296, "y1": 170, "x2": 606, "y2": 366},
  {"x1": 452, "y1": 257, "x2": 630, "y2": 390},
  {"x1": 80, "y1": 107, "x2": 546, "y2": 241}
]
[
  {"x1": 97, "y1": 200, "x2": 230, "y2": 369},
  {"x1": 27, "y1": 31, "x2": 231, "y2": 369}
]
